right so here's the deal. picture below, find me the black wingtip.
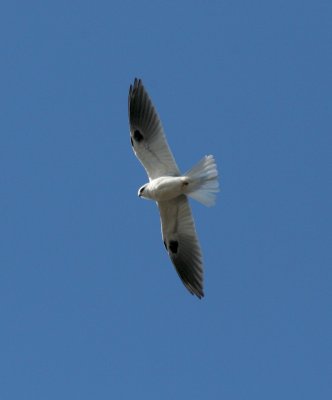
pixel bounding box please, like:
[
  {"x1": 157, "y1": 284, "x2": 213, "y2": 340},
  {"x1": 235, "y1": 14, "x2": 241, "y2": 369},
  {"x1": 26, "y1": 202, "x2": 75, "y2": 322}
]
[
  {"x1": 183, "y1": 281, "x2": 204, "y2": 299},
  {"x1": 194, "y1": 288, "x2": 205, "y2": 300},
  {"x1": 129, "y1": 78, "x2": 143, "y2": 99},
  {"x1": 132, "y1": 77, "x2": 142, "y2": 88}
]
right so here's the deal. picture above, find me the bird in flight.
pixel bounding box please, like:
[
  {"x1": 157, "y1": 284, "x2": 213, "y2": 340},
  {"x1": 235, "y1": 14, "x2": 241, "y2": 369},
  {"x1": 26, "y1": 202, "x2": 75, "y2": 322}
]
[{"x1": 128, "y1": 78, "x2": 219, "y2": 298}]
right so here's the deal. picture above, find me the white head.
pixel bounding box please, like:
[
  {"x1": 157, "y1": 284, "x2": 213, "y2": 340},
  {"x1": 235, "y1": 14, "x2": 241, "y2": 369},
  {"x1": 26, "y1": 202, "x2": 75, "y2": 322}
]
[{"x1": 138, "y1": 184, "x2": 148, "y2": 199}]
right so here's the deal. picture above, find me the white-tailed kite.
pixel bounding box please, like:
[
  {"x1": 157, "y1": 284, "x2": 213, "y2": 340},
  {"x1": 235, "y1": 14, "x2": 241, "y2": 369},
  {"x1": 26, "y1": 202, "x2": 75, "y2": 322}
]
[{"x1": 128, "y1": 78, "x2": 219, "y2": 298}]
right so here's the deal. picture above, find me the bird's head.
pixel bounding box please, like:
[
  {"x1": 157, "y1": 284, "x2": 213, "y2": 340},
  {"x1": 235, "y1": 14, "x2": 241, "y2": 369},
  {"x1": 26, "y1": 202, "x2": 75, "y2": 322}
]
[{"x1": 138, "y1": 184, "x2": 147, "y2": 198}]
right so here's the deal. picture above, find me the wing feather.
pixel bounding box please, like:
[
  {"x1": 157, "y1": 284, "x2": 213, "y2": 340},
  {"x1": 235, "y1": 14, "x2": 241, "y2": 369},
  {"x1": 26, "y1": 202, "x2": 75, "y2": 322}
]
[
  {"x1": 128, "y1": 78, "x2": 180, "y2": 180},
  {"x1": 158, "y1": 195, "x2": 204, "y2": 298}
]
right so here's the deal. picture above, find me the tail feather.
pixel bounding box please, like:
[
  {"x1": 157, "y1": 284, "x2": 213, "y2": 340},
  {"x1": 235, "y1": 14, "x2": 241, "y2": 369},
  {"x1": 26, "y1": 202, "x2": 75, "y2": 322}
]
[{"x1": 184, "y1": 155, "x2": 219, "y2": 207}]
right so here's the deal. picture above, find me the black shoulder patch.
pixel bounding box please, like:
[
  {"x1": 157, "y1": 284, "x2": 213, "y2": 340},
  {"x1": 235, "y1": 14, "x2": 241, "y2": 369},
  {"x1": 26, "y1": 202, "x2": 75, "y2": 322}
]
[
  {"x1": 163, "y1": 241, "x2": 167, "y2": 250},
  {"x1": 130, "y1": 137, "x2": 133, "y2": 147},
  {"x1": 133, "y1": 129, "x2": 143, "y2": 142},
  {"x1": 169, "y1": 240, "x2": 178, "y2": 254}
]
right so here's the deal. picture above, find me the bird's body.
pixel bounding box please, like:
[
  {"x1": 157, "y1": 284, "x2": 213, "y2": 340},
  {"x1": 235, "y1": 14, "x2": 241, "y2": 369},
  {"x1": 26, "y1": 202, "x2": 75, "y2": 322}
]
[
  {"x1": 139, "y1": 176, "x2": 188, "y2": 202},
  {"x1": 128, "y1": 78, "x2": 219, "y2": 298}
]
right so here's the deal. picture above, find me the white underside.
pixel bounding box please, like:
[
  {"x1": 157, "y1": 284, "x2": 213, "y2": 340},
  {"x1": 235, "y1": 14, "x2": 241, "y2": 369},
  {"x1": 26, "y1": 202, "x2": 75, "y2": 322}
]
[
  {"x1": 142, "y1": 176, "x2": 185, "y2": 202},
  {"x1": 140, "y1": 155, "x2": 219, "y2": 207}
]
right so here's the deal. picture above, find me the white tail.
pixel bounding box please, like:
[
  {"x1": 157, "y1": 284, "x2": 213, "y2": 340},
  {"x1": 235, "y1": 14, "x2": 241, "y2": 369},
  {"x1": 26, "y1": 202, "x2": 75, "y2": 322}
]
[{"x1": 184, "y1": 155, "x2": 219, "y2": 207}]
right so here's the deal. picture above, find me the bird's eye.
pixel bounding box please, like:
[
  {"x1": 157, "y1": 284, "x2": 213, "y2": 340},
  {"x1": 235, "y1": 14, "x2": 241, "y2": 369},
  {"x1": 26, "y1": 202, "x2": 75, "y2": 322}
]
[{"x1": 140, "y1": 187, "x2": 145, "y2": 194}]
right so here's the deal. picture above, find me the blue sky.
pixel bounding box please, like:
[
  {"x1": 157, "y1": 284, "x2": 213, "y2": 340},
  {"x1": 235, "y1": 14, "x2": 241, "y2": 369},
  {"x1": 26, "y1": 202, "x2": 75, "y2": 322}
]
[{"x1": 1, "y1": 1, "x2": 331, "y2": 398}]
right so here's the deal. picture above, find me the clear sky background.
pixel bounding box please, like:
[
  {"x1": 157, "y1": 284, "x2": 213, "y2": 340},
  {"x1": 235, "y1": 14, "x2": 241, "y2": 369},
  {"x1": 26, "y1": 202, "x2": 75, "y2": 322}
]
[{"x1": 1, "y1": 1, "x2": 331, "y2": 399}]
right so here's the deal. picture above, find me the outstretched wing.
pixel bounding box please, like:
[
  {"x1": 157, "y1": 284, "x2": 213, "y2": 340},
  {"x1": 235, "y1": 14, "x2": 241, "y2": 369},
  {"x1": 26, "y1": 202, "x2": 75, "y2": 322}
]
[
  {"x1": 158, "y1": 195, "x2": 204, "y2": 298},
  {"x1": 128, "y1": 78, "x2": 180, "y2": 180}
]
